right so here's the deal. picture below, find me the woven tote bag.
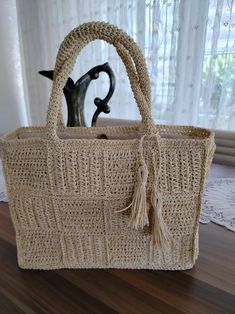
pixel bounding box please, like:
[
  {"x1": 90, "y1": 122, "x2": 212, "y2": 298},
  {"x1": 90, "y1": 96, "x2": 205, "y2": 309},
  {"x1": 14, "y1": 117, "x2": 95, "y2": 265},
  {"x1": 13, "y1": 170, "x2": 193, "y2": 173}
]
[{"x1": 1, "y1": 22, "x2": 215, "y2": 270}]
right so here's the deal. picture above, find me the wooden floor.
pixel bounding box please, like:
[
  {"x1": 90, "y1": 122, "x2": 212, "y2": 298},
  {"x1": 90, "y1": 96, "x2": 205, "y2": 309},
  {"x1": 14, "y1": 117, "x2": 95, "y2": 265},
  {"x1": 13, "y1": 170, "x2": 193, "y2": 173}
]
[{"x1": 0, "y1": 202, "x2": 234, "y2": 314}]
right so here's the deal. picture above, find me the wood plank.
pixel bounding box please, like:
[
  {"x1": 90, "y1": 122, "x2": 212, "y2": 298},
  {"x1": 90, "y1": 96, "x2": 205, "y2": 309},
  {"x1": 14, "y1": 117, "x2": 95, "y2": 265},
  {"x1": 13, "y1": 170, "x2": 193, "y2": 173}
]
[
  {"x1": 108, "y1": 269, "x2": 235, "y2": 313},
  {"x1": 186, "y1": 223, "x2": 235, "y2": 295}
]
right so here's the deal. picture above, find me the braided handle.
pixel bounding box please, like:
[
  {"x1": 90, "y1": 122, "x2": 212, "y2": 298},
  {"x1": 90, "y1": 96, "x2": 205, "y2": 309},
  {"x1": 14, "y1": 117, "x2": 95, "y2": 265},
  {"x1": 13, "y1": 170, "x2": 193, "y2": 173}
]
[{"x1": 46, "y1": 22, "x2": 154, "y2": 140}]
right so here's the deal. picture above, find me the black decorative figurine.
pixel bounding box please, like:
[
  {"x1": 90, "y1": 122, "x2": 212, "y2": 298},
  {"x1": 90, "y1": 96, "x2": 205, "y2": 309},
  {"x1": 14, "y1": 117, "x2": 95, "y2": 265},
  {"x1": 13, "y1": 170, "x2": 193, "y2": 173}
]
[{"x1": 39, "y1": 62, "x2": 115, "y2": 127}]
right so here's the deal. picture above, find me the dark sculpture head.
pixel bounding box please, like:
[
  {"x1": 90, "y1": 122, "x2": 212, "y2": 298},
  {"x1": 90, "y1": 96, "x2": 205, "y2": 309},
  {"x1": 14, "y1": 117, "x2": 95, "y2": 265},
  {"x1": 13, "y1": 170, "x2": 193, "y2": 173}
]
[{"x1": 39, "y1": 62, "x2": 115, "y2": 127}]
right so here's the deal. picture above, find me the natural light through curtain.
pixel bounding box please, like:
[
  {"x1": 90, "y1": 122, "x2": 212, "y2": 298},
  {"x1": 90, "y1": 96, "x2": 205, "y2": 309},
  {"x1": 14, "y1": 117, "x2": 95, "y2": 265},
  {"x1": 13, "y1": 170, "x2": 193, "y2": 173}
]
[
  {"x1": 200, "y1": 0, "x2": 235, "y2": 130},
  {"x1": 1, "y1": 0, "x2": 235, "y2": 132}
]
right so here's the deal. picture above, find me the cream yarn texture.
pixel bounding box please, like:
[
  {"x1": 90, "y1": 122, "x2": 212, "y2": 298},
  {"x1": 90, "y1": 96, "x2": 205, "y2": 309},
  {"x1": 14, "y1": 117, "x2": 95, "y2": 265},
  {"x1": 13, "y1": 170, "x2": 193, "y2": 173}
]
[{"x1": 1, "y1": 22, "x2": 215, "y2": 270}]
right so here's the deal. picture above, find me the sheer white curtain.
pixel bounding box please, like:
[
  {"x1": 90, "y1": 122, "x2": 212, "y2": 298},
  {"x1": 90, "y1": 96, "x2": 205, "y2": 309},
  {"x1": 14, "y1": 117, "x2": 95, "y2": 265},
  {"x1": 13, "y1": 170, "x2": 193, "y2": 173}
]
[
  {"x1": 1, "y1": 0, "x2": 235, "y2": 132},
  {"x1": 0, "y1": 0, "x2": 27, "y2": 135},
  {"x1": 200, "y1": 0, "x2": 235, "y2": 130}
]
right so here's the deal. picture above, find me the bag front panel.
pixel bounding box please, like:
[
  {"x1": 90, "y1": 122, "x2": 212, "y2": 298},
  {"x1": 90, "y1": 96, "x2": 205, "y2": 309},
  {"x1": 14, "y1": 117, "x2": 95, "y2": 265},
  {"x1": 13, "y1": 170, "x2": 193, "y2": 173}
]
[
  {"x1": 159, "y1": 140, "x2": 206, "y2": 195},
  {"x1": 16, "y1": 226, "x2": 196, "y2": 270},
  {"x1": 46, "y1": 140, "x2": 139, "y2": 200},
  {"x1": 3, "y1": 140, "x2": 49, "y2": 194},
  {"x1": 4, "y1": 137, "x2": 207, "y2": 269}
]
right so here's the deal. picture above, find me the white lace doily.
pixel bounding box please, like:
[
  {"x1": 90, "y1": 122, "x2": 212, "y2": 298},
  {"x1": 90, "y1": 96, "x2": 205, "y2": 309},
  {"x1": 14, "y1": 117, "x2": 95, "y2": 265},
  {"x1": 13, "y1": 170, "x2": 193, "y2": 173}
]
[
  {"x1": 0, "y1": 160, "x2": 234, "y2": 232},
  {"x1": 200, "y1": 178, "x2": 235, "y2": 232},
  {"x1": 0, "y1": 160, "x2": 7, "y2": 202}
]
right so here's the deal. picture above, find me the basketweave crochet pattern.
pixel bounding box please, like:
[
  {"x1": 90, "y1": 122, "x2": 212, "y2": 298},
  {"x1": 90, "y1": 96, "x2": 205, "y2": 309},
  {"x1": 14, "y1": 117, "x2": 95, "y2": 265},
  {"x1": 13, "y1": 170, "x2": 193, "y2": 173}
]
[{"x1": 1, "y1": 22, "x2": 215, "y2": 270}]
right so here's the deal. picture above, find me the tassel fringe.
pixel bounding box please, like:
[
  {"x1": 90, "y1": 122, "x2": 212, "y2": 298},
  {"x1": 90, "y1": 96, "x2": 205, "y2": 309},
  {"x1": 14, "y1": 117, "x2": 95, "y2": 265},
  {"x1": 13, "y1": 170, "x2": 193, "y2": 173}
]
[
  {"x1": 151, "y1": 189, "x2": 171, "y2": 249},
  {"x1": 116, "y1": 134, "x2": 172, "y2": 248},
  {"x1": 115, "y1": 163, "x2": 149, "y2": 229},
  {"x1": 128, "y1": 163, "x2": 149, "y2": 229}
]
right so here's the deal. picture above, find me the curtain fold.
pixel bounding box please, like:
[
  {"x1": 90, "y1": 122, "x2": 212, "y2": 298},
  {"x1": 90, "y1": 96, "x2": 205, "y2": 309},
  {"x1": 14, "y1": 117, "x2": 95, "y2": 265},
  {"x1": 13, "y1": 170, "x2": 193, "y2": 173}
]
[
  {"x1": 200, "y1": 0, "x2": 235, "y2": 130},
  {"x1": 173, "y1": 0, "x2": 209, "y2": 125},
  {"x1": 0, "y1": 0, "x2": 28, "y2": 135}
]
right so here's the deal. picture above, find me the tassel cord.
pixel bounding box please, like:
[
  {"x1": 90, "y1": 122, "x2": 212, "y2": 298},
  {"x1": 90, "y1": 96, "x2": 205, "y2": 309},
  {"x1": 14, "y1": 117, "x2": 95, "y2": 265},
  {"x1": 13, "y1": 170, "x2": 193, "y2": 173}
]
[
  {"x1": 150, "y1": 135, "x2": 172, "y2": 248},
  {"x1": 115, "y1": 132, "x2": 172, "y2": 248},
  {"x1": 115, "y1": 135, "x2": 149, "y2": 229}
]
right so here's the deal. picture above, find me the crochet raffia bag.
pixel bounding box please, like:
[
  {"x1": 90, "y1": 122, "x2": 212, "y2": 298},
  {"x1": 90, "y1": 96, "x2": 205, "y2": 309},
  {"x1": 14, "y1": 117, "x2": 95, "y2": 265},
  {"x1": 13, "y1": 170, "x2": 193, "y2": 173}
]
[{"x1": 1, "y1": 22, "x2": 215, "y2": 270}]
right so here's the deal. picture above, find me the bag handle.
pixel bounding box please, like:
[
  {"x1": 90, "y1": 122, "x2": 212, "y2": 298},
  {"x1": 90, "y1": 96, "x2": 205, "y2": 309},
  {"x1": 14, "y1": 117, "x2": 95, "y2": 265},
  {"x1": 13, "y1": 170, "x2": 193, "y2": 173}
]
[
  {"x1": 46, "y1": 22, "x2": 154, "y2": 140},
  {"x1": 56, "y1": 41, "x2": 152, "y2": 129}
]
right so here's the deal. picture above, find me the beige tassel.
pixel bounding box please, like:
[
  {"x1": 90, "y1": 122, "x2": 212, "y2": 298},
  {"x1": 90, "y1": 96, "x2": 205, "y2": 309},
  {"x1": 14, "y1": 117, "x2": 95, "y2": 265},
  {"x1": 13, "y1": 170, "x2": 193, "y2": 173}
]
[
  {"x1": 116, "y1": 162, "x2": 149, "y2": 229},
  {"x1": 128, "y1": 163, "x2": 149, "y2": 229},
  {"x1": 116, "y1": 135, "x2": 149, "y2": 229},
  {"x1": 151, "y1": 188, "x2": 171, "y2": 248}
]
